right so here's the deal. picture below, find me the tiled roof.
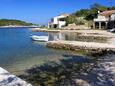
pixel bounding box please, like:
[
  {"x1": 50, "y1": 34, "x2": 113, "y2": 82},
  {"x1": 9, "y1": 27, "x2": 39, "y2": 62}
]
[
  {"x1": 58, "y1": 13, "x2": 70, "y2": 17},
  {"x1": 100, "y1": 10, "x2": 115, "y2": 17}
]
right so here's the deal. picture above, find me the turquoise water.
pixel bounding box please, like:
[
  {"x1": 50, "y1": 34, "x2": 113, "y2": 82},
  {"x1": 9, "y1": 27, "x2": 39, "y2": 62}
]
[{"x1": 0, "y1": 28, "x2": 85, "y2": 74}]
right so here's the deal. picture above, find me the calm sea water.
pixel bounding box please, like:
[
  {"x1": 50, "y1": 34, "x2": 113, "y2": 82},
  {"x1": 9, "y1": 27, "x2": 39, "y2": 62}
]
[{"x1": 0, "y1": 28, "x2": 86, "y2": 74}]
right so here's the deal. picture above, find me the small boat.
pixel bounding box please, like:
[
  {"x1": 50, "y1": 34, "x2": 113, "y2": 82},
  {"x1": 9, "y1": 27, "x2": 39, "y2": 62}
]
[{"x1": 31, "y1": 35, "x2": 48, "y2": 42}]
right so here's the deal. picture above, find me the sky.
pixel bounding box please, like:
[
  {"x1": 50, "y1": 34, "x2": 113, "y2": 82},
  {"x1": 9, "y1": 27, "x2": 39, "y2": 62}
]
[{"x1": 0, "y1": 0, "x2": 114, "y2": 25}]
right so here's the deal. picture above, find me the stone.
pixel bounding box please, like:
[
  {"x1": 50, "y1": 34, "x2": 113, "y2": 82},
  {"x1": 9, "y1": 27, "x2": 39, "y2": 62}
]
[
  {"x1": 75, "y1": 79, "x2": 90, "y2": 86},
  {"x1": 0, "y1": 67, "x2": 32, "y2": 86}
]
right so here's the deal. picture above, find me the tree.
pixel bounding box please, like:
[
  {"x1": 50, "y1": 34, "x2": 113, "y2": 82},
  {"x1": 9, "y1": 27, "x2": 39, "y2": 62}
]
[
  {"x1": 84, "y1": 3, "x2": 108, "y2": 21},
  {"x1": 111, "y1": 6, "x2": 115, "y2": 10},
  {"x1": 63, "y1": 3, "x2": 112, "y2": 25},
  {"x1": 74, "y1": 9, "x2": 90, "y2": 17},
  {"x1": 90, "y1": 3, "x2": 108, "y2": 12},
  {"x1": 65, "y1": 16, "x2": 76, "y2": 25}
]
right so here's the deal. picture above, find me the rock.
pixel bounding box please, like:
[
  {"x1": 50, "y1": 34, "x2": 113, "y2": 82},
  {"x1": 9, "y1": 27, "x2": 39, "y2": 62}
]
[
  {"x1": 75, "y1": 79, "x2": 90, "y2": 86},
  {"x1": 46, "y1": 40, "x2": 115, "y2": 53},
  {"x1": 0, "y1": 67, "x2": 32, "y2": 86}
]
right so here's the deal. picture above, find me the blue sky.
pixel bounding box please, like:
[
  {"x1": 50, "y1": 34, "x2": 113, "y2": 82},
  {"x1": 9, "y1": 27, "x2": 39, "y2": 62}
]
[{"x1": 0, "y1": 0, "x2": 114, "y2": 25}]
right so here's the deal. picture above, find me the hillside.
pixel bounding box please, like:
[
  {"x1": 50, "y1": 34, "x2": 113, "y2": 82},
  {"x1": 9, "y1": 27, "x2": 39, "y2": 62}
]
[
  {"x1": 65, "y1": 3, "x2": 115, "y2": 26},
  {"x1": 0, "y1": 19, "x2": 34, "y2": 26}
]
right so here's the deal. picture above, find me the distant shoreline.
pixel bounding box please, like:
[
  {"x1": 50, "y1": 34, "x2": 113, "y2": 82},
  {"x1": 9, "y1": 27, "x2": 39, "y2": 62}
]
[{"x1": 0, "y1": 26, "x2": 38, "y2": 28}]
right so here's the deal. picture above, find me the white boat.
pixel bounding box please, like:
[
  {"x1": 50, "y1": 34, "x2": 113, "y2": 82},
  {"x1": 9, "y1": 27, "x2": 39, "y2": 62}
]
[{"x1": 31, "y1": 35, "x2": 48, "y2": 42}]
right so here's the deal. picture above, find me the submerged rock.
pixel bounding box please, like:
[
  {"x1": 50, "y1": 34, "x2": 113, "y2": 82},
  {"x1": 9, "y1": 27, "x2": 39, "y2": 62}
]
[{"x1": 75, "y1": 79, "x2": 90, "y2": 86}]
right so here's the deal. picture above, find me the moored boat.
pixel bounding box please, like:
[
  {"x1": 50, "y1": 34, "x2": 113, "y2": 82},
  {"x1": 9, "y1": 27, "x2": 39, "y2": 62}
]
[{"x1": 31, "y1": 35, "x2": 48, "y2": 42}]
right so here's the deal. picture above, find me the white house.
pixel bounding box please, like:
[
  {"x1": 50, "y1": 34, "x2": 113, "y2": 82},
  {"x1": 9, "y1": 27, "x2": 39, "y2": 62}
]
[
  {"x1": 48, "y1": 14, "x2": 69, "y2": 29},
  {"x1": 93, "y1": 10, "x2": 115, "y2": 29}
]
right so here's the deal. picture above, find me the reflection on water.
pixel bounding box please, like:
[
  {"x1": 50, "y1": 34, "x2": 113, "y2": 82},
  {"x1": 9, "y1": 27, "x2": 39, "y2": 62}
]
[
  {"x1": 48, "y1": 32, "x2": 65, "y2": 41},
  {"x1": 48, "y1": 32, "x2": 106, "y2": 42}
]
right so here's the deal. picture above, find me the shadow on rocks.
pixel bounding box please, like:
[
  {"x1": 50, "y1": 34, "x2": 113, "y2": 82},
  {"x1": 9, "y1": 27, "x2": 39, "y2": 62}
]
[{"x1": 19, "y1": 53, "x2": 115, "y2": 86}]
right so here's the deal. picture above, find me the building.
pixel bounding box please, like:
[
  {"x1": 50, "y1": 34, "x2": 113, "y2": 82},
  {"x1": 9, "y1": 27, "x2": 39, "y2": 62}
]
[
  {"x1": 93, "y1": 10, "x2": 115, "y2": 29},
  {"x1": 48, "y1": 14, "x2": 69, "y2": 29}
]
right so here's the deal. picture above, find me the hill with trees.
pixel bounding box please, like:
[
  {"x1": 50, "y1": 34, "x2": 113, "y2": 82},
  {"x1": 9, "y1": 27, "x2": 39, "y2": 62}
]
[
  {"x1": 0, "y1": 19, "x2": 34, "y2": 26},
  {"x1": 65, "y1": 3, "x2": 115, "y2": 26}
]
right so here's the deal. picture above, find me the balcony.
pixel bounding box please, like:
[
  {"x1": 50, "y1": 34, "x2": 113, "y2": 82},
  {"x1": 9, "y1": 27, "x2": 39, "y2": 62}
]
[{"x1": 94, "y1": 15, "x2": 109, "y2": 22}]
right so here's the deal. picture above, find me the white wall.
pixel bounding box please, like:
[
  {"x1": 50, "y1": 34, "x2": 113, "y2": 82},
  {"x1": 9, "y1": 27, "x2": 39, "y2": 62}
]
[
  {"x1": 111, "y1": 14, "x2": 115, "y2": 21},
  {"x1": 58, "y1": 21, "x2": 66, "y2": 28},
  {"x1": 53, "y1": 17, "x2": 58, "y2": 24},
  {"x1": 53, "y1": 15, "x2": 67, "y2": 24},
  {"x1": 48, "y1": 15, "x2": 68, "y2": 28},
  {"x1": 94, "y1": 15, "x2": 109, "y2": 22}
]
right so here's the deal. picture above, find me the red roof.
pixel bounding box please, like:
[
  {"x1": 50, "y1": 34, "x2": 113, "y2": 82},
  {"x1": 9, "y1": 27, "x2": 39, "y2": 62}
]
[
  {"x1": 58, "y1": 13, "x2": 70, "y2": 17},
  {"x1": 100, "y1": 10, "x2": 115, "y2": 17}
]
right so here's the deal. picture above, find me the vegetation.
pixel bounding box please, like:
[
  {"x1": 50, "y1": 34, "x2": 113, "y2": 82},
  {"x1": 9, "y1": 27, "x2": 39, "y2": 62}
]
[
  {"x1": 0, "y1": 19, "x2": 34, "y2": 26},
  {"x1": 65, "y1": 3, "x2": 115, "y2": 26},
  {"x1": 111, "y1": 6, "x2": 115, "y2": 10}
]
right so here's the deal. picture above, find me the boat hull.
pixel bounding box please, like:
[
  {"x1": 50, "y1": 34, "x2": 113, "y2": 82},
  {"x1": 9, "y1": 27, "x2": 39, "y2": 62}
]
[{"x1": 31, "y1": 35, "x2": 48, "y2": 42}]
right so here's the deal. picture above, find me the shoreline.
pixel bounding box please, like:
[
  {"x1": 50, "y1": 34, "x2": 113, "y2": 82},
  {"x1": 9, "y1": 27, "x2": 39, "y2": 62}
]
[
  {"x1": 31, "y1": 28, "x2": 61, "y2": 32},
  {"x1": 30, "y1": 28, "x2": 92, "y2": 32},
  {"x1": 0, "y1": 28, "x2": 114, "y2": 85},
  {"x1": 0, "y1": 26, "x2": 38, "y2": 28},
  {"x1": 43, "y1": 29, "x2": 115, "y2": 53},
  {"x1": 30, "y1": 28, "x2": 115, "y2": 53},
  {"x1": 47, "y1": 40, "x2": 115, "y2": 53}
]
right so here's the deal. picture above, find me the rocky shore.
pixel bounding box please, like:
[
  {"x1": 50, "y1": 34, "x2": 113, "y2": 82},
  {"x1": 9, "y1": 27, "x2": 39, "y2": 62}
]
[
  {"x1": 31, "y1": 28, "x2": 60, "y2": 32},
  {"x1": 47, "y1": 40, "x2": 115, "y2": 53},
  {"x1": 31, "y1": 29, "x2": 115, "y2": 85},
  {"x1": 75, "y1": 53, "x2": 115, "y2": 86},
  {"x1": 0, "y1": 67, "x2": 32, "y2": 86}
]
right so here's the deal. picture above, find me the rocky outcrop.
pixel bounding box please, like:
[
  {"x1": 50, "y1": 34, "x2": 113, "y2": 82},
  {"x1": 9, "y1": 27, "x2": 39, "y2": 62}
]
[
  {"x1": 47, "y1": 41, "x2": 115, "y2": 53},
  {"x1": 0, "y1": 67, "x2": 32, "y2": 86},
  {"x1": 75, "y1": 79, "x2": 90, "y2": 86}
]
